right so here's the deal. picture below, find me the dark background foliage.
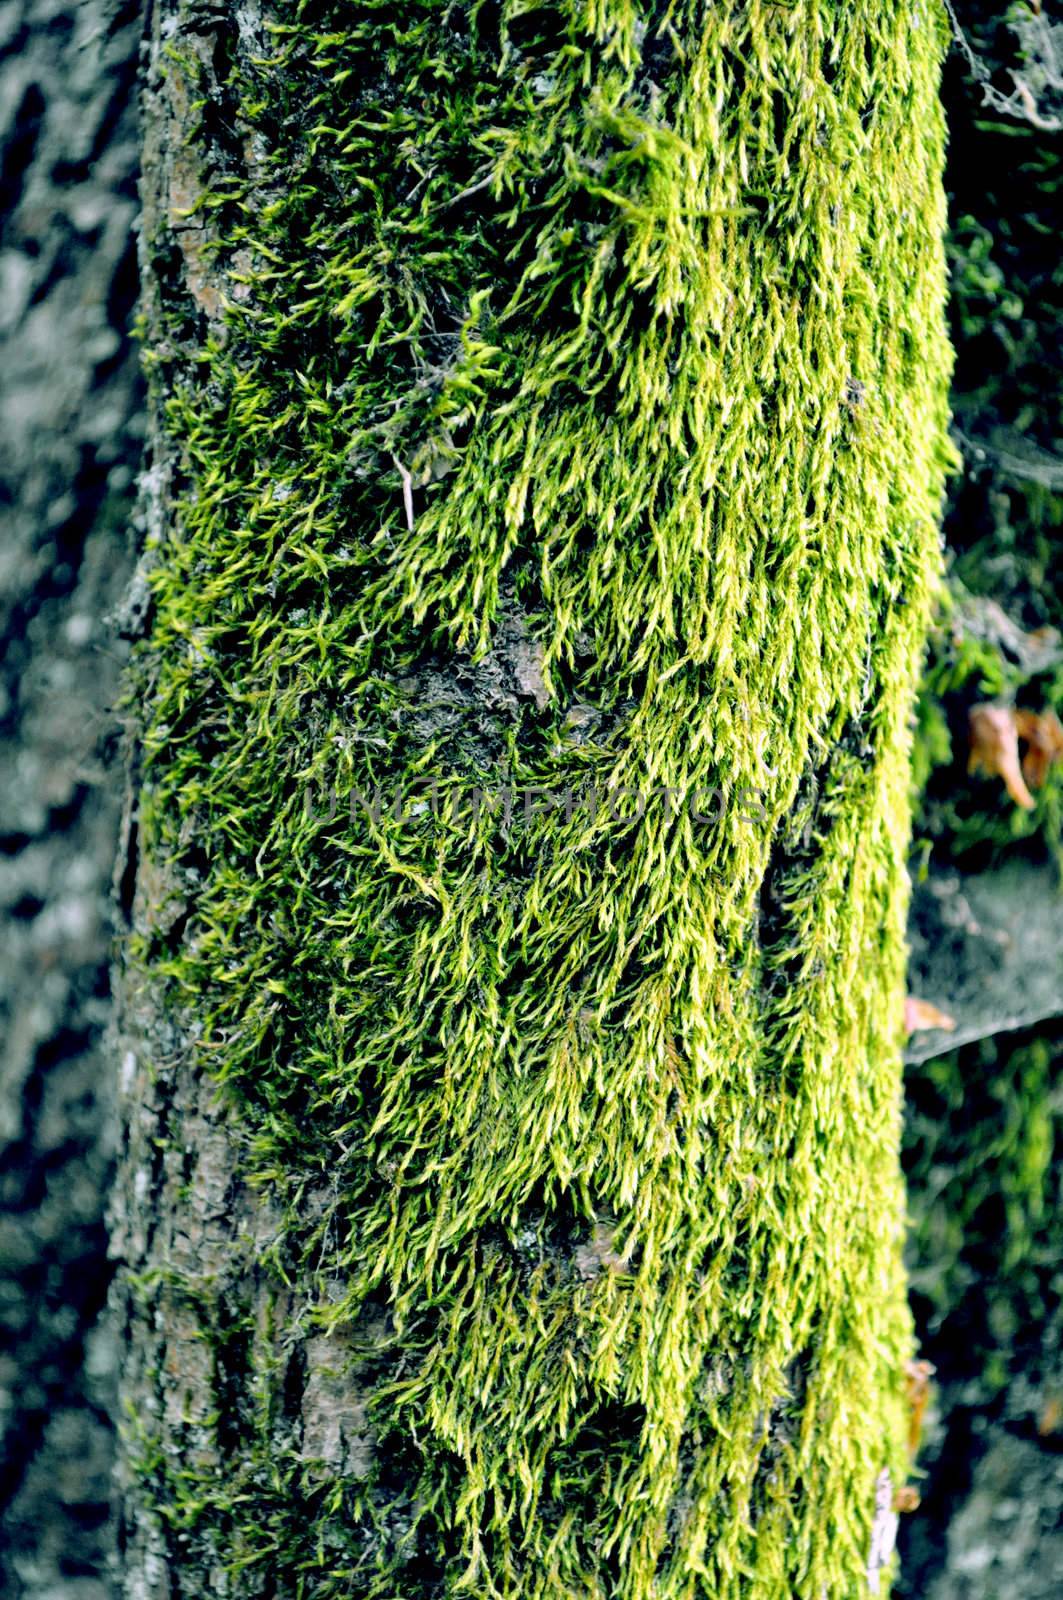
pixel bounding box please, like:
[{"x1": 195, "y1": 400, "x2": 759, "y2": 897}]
[{"x1": 900, "y1": 3, "x2": 1063, "y2": 1595}]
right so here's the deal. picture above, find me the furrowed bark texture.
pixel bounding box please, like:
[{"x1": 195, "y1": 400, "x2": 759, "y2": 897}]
[
  {"x1": 0, "y1": 3, "x2": 141, "y2": 1591},
  {"x1": 115, "y1": 3, "x2": 954, "y2": 1596}
]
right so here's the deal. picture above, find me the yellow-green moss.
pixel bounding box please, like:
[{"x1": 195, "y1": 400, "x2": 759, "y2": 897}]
[{"x1": 130, "y1": 2, "x2": 955, "y2": 1594}]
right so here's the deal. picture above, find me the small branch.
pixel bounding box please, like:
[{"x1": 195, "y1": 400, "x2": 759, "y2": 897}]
[
  {"x1": 391, "y1": 455, "x2": 415, "y2": 531},
  {"x1": 943, "y1": 0, "x2": 1063, "y2": 133}
]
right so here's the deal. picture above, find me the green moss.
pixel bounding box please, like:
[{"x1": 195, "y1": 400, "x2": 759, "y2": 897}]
[{"x1": 129, "y1": 2, "x2": 954, "y2": 1594}]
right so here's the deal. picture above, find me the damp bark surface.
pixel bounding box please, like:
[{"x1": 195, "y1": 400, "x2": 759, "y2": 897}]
[{"x1": 113, "y1": 4, "x2": 955, "y2": 1597}]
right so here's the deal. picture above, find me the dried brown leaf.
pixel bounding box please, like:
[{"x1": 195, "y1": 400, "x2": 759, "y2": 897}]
[
  {"x1": 968, "y1": 703, "x2": 1035, "y2": 810},
  {"x1": 1037, "y1": 1395, "x2": 1062, "y2": 1438},
  {"x1": 1014, "y1": 707, "x2": 1063, "y2": 790},
  {"x1": 904, "y1": 997, "x2": 956, "y2": 1036},
  {"x1": 904, "y1": 1357, "x2": 936, "y2": 1460}
]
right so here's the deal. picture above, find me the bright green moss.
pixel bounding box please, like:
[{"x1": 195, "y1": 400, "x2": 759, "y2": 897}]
[{"x1": 131, "y1": 2, "x2": 955, "y2": 1594}]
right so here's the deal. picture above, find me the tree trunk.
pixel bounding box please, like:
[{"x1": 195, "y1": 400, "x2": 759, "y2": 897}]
[
  {"x1": 113, "y1": 3, "x2": 954, "y2": 1596},
  {"x1": 0, "y1": 3, "x2": 141, "y2": 1591}
]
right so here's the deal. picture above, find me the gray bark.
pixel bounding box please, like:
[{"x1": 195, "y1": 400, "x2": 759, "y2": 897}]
[{"x1": 0, "y1": 1, "x2": 141, "y2": 1594}]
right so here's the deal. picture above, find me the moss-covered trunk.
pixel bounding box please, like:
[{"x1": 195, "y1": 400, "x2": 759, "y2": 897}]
[{"x1": 113, "y1": 2, "x2": 954, "y2": 1595}]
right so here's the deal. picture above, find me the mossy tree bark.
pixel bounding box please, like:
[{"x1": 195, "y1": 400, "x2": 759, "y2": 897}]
[{"x1": 114, "y1": 3, "x2": 954, "y2": 1596}]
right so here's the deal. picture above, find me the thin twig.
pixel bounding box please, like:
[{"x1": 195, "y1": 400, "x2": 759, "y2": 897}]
[
  {"x1": 391, "y1": 455, "x2": 415, "y2": 531},
  {"x1": 943, "y1": 0, "x2": 1062, "y2": 132},
  {"x1": 438, "y1": 170, "x2": 495, "y2": 211}
]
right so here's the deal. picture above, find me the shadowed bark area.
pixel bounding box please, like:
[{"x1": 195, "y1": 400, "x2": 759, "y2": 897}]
[
  {"x1": 0, "y1": 2, "x2": 141, "y2": 1593},
  {"x1": 114, "y1": 3, "x2": 953, "y2": 1597}
]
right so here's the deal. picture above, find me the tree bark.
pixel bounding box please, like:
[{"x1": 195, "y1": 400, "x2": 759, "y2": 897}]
[
  {"x1": 113, "y1": 3, "x2": 954, "y2": 1596},
  {"x1": 0, "y1": 3, "x2": 141, "y2": 1591}
]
